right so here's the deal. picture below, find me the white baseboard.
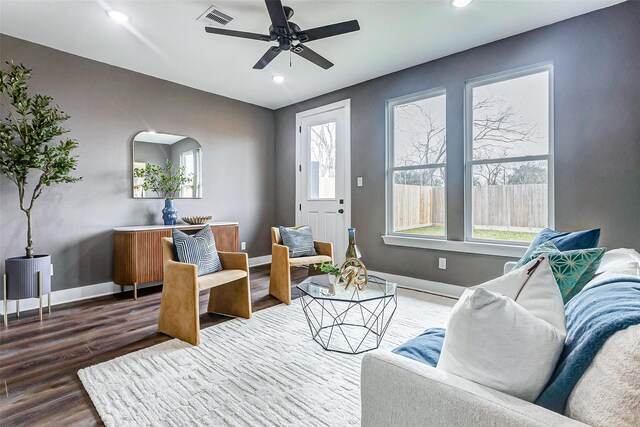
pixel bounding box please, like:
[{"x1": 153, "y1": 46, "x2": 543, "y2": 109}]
[
  {"x1": 249, "y1": 255, "x2": 272, "y2": 267},
  {"x1": 368, "y1": 270, "x2": 465, "y2": 299},
  {"x1": 0, "y1": 260, "x2": 462, "y2": 316},
  {"x1": 1, "y1": 281, "x2": 124, "y2": 315},
  {"x1": 1, "y1": 256, "x2": 271, "y2": 315}
]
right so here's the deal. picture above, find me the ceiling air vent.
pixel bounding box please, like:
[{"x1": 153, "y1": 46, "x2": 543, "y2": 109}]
[{"x1": 197, "y1": 5, "x2": 235, "y2": 27}]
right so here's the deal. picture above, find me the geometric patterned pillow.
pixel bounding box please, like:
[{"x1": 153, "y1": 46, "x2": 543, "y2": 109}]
[
  {"x1": 516, "y1": 241, "x2": 606, "y2": 303},
  {"x1": 172, "y1": 226, "x2": 222, "y2": 276}
]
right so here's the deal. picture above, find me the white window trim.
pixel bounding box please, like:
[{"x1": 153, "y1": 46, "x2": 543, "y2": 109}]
[
  {"x1": 381, "y1": 234, "x2": 526, "y2": 258},
  {"x1": 385, "y1": 87, "x2": 447, "y2": 240},
  {"x1": 464, "y1": 62, "x2": 555, "y2": 246}
]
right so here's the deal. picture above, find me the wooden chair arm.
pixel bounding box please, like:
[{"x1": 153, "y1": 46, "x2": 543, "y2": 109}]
[
  {"x1": 218, "y1": 251, "x2": 249, "y2": 272},
  {"x1": 314, "y1": 240, "x2": 333, "y2": 259}
]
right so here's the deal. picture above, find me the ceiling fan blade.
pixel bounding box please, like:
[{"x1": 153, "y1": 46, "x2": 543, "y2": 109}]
[
  {"x1": 205, "y1": 27, "x2": 271, "y2": 42},
  {"x1": 253, "y1": 46, "x2": 282, "y2": 69},
  {"x1": 296, "y1": 20, "x2": 360, "y2": 43},
  {"x1": 265, "y1": 0, "x2": 290, "y2": 34},
  {"x1": 292, "y1": 44, "x2": 333, "y2": 70}
]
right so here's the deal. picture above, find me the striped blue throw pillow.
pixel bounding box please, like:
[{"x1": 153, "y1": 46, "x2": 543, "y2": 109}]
[{"x1": 172, "y1": 226, "x2": 222, "y2": 276}]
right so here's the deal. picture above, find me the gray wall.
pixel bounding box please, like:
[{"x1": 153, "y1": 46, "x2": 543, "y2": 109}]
[
  {"x1": 133, "y1": 141, "x2": 171, "y2": 168},
  {"x1": 0, "y1": 35, "x2": 276, "y2": 292},
  {"x1": 274, "y1": 1, "x2": 640, "y2": 286}
]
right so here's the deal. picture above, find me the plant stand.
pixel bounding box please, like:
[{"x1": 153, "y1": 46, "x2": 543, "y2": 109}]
[
  {"x1": 3, "y1": 273, "x2": 51, "y2": 327},
  {"x1": 3, "y1": 256, "x2": 53, "y2": 327}
]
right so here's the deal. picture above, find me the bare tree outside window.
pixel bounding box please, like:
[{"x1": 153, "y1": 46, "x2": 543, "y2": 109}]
[
  {"x1": 469, "y1": 69, "x2": 552, "y2": 243},
  {"x1": 387, "y1": 68, "x2": 551, "y2": 242},
  {"x1": 389, "y1": 92, "x2": 447, "y2": 236},
  {"x1": 309, "y1": 121, "x2": 336, "y2": 198}
]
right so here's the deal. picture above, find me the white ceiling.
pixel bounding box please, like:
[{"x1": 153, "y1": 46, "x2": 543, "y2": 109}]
[{"x1": 0, "y1": 0, "x2": 624, "y2": 109}]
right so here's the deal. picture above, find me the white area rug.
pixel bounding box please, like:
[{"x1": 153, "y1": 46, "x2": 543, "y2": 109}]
[{"x1": 79, "y1": 289, "x2": 454, "y2": 427}]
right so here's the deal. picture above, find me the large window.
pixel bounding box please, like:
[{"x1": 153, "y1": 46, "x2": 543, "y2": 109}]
[
  {"x1": 465, "y1": 66, "x2": 553, "y2": 244},
  {"x1": 387, "y1": 90, "x2": 446, "y2": 237}
]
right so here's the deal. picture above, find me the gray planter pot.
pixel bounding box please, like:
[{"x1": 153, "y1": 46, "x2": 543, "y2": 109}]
[{"x1": 5, "y1": 255, "x2": 52, "y2": 300}]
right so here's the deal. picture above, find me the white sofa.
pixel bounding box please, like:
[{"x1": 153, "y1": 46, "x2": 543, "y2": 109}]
[{"x1": 361, "y1": 250, "x2": 640, "y2": 427}]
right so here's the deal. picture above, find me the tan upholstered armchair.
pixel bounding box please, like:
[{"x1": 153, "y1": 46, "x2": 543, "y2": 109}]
[
  {"x1": 269, "y1": 226, "x2": 333, "y2": 305},
  {"x1": 158, "y1": 237, "x2": 252, "y2": 345}
]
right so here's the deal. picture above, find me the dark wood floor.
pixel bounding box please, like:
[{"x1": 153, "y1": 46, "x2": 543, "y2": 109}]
[{"x1": 0, "y1": 264, "x2": 309, "y2": 427}]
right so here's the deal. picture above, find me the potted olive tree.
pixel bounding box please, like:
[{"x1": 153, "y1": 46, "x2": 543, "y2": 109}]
[
  {"x1": 133, "y1": 160, "x2": 190, "y2": 225},
  {"x1": 0, "y1": 61, "x2": 81, "y2": 308}
]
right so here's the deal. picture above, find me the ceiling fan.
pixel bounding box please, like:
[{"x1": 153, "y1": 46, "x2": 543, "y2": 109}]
[{"x1": 204, "y1": 0, "x2": 360, "y2": 70}]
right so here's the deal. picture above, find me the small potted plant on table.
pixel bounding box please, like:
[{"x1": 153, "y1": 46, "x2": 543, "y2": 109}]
[
  {"x1": 314, "y1": 261, "x2": 341, "y2": 286},
  {"x1": 0, "y1": 61, "x2": 82, "y2": 323}
]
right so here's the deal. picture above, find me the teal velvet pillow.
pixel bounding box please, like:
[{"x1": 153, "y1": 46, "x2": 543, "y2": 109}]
[{"x1": 516, "y1": 241, "x2": 606, "y2": 302}]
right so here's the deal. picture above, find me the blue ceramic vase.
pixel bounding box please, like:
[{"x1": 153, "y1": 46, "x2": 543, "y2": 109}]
[{"x1": 162, "y1": 199, "x2": 178, "y2": 225}]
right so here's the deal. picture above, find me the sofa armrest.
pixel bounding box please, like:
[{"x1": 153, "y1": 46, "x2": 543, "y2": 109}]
[
  {"x1": 314, "y1": 240, "x2": 333, "y2": 259},
  {"x1": 504, "y1": 261, "x2": 518, "y2": 275},
  {"x1": 361, "y1": 350, "x2": 586, "y2": 427},
  {"x1": 218, "y1": 251, "x2": 249, "y2": 272}
]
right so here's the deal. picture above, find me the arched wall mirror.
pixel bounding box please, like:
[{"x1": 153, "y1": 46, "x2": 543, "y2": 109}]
[{"x1": 132, "y1": 131, "x2": 203, "y2": 198}]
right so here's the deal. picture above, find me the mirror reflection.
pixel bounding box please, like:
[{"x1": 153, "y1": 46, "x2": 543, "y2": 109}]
[{"x1": 132, "y1": 131, "x2": 203, "y2": 198}]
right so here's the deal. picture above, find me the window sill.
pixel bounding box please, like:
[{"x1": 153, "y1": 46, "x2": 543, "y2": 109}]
[{"x1": 381, "y1": 235, "x2": 526, "y2": 258}]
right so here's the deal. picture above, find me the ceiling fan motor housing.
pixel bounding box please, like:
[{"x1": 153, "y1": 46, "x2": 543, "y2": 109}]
[{"x1": 204, "y1": 0, "x2": 360, "y2": 70}]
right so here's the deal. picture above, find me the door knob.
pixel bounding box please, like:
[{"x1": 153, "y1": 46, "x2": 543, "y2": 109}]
[{"x1": 338, "y1": 209, "x2": 344, "y2": 214}]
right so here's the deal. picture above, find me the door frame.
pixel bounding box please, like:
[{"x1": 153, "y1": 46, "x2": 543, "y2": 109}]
[{"x1": 295, "y1": 99, "x2": 352, "y2": 237}]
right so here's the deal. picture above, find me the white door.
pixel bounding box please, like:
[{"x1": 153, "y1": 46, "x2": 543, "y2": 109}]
[{"x1": 296, "y1": 100, "x2": 351, "y2": 265}]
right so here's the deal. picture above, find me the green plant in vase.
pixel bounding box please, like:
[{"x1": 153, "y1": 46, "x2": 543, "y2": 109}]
[
  {"x1": 314, "y1": 261, "x2": 341, "y2": 286},
  {"x1": 133, "y1": 159, "x2": 192, "y2": 225}
]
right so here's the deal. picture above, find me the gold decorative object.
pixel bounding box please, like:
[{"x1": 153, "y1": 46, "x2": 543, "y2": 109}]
[
  {"x1": 337, "y1": 257, "x2": 369, "y2": 291},
  {"x1": 181, "y1": 216, "x2": 212, "y2": 225}
]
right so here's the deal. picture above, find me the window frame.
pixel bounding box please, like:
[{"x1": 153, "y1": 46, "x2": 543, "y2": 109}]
[
  {"x1": 463, "y1": 63, "x2": 555, "y2": 246},
  {"x1": 385, "y1": 87, "x2": 447, "y2": 240}
]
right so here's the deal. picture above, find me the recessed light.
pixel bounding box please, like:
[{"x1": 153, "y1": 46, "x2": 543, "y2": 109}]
[
  {"x1": 451, "y1": 0, "x2": 473, "y2": 7},
  {"x1": 107, "y1": 10, "x2": 129, "y2": 23},
  {"x1": 272, "y1": 75, "x2": 285, "y2": 84}
]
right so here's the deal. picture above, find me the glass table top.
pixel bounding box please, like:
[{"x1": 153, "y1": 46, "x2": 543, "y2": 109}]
[{"x1": 297, "y1": 274, "x2": 397, "y2": 303}]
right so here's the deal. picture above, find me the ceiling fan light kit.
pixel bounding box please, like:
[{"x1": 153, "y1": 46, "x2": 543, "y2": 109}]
[{"x1": 204, "y1": 0, "x2": 360, "y2": 70}]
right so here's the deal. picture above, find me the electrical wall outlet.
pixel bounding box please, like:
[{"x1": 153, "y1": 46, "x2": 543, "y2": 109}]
[
  {"x1": 240, "y1": 241, "x2": 246, "y2": 250},
  {"x1": 357, "y1": 177, "x2": 363, "y2": 187},
  {"x1": 438, "y1": 257, "x2": 447, "y2": 270}
]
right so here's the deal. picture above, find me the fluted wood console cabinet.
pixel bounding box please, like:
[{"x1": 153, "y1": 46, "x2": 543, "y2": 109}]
[{"x1": 113, "y1": 222, "x2": 239, "y2": 299}]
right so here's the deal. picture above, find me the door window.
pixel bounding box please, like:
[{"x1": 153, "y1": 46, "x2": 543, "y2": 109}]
[{"x1": 309, "y1": 121, "x2": 337, "y2": 199}]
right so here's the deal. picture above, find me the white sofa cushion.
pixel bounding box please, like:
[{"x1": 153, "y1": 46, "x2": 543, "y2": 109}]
[
  {"x1": 588, "y1": 248, "x2": 640, "y2": 286},
  {"x1": 473, "y1": 256, "x2": 566, "y2": 332},
  {"x1": 437, "y1": 256, "x2": 566, "y2": 402},
  {"x1": 595, "y1": 248, "x2": 640, "y2": 274},
  {"x1": 565, "y1": 324, "x2": 640, "y2": 427}
]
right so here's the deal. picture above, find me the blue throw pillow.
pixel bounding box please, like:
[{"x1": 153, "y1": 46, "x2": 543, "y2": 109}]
[
  {"x1": 279, "y1": 226, "x2": 317, "y2": 258},
  {"x1": 392, "y1": 328, "x2": 445, "y2": 367},
  {"x1": 172, "y1": 226, "x2": 222, "y2": 276},
  {"x1": 526, "y1": 228, "x2": 600, "y2": 253}
]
